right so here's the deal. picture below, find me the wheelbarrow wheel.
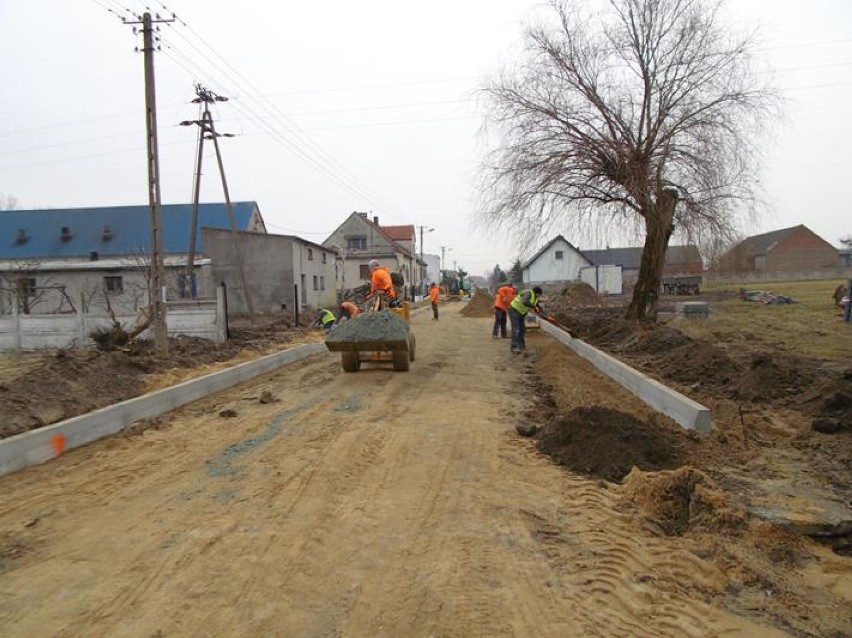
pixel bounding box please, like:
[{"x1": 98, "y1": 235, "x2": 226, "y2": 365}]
[
  {"x1": 392, "y1": 349, "x2": 410, "y2": 371},
  {"x1": 341, "y1": 351, "x2": 361, "y2": 372}
]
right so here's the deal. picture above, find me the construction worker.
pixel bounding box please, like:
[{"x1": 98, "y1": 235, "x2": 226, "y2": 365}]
[
  {"x1": 313, "y1": 307, "x2": 337, "y2": 333},
  {"x1": 339, "y1": 300, "x2": 362, "y2": 320},
  {"x1": 492, "y1": 282, "x2": 516, "y2": 339},
  {"x1": 368, "y1": 259, "x2": 398, "y2": 307},
  {"x1": 508, "y1": 286, "x2": 547, "y2": 353},
  {"x1": 428, "y1": 282, "x2": 440, "y2": 320}
]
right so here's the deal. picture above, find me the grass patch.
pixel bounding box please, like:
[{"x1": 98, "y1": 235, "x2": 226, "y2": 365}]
[{"x1": 677, "y1": 279, "x2": 852, "y2": 361}]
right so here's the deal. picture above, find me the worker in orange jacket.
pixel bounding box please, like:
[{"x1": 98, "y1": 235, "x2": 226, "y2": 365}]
[
  {"x1": 368, "y1": 259, "x2": 397, "y2": 306},
  {"x1": 493, "y1": 282, "x2": 516, "y2": 338},
  {"x1": 340, "y1": 301, "x2": 362, "y2": 320},
  {"x1": 428, "y1": 282, "x2": 441, "y2": 320}
]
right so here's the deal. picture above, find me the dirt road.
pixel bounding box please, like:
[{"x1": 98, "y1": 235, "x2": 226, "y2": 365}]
[{"x1": 0, "y1": 305, "x2": 787, "y2": 636}]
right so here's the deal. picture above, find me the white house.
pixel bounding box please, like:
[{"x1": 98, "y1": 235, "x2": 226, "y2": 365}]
[{"x1": 522, "y1": 235, "x2": 591, "y2": 285}]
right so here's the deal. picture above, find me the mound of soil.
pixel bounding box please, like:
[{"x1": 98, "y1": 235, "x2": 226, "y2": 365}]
[
  {"x1": 535, "y1": 406, "x2": 693, "y2": 482},
  {"x1": 621, "y1": 466, "x2": 744, "y2": 536},
  {"x1": 548, "y1": 282, "x2": 603, "y2": 308},
  {"x1": 460, "y1": 290, "x2": 494, "y2": 318}
]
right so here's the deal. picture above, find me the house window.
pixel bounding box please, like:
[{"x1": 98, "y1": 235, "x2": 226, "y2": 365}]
[
  {"x1": 347, "y1": 236, "x2": 367, "y2": 250},
  {"x1": 359, "y1": 264, "x2": 370, "y2": 280},
  {"x1": 313, "y1": 275, "x2": 318, "y2": 291},
  {"x1": 308, "y1": 248, "x2": 314, "y2": 261},
  {"x1": 555, "y1": 250, "x2": 564, "y2": 260},
  {"x1": 320, "y1": 276, "x2": 325, "y2": 290},
  {"x1": 104, "y1": 276, "x2": 123, "y2": 294},
  {"x1": 322, "y1": 252, "x2": 327, "y2": 264}
]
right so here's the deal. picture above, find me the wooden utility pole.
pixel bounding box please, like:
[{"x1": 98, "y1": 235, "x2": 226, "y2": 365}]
[{"x1": 126, "y1": 11, "x2": 174, "y2": 356}]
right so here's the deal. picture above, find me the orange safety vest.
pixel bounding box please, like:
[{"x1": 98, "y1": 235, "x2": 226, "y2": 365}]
[
  {"x1": 495, "y1": 285, "x2": 516, "y2": 311},
  {"x1": 429, "y1": 286, "x2": 440, "y2": 304},
  {"x1": 370, "y1": 267, "x2": 396, "y2": 298}
]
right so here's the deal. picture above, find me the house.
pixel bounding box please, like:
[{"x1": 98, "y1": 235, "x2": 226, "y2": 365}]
[
  {"x1": 322, "y1": 212, "x2": 420, "y2": 295},
  {"x1": 0, "y1": 202, "x2": 263, "y2": 315},
  {"x1": 0, "y1": 202, "x2": 337, "y2": 316},
  {"x1": 521, "y1": 235, "x2": 591, "y2": 285},
  {"x1": 716, "y1": 225, "x2": 838, "y2": 274},
  {"x1": 581, "y1": 244, "x2": 703, "y2": 289},
  {"x1": 202, "y1": 228, "x2": 337, "y2": 313}
]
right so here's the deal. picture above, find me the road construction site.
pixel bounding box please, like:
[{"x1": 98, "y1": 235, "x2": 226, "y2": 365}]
[{"x1": 0, "y1": 291, "x2": 850, "y2": 637}]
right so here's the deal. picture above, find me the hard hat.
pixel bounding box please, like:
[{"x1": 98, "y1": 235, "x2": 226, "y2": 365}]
[{"x1": 368, "y1": 259, "x2": 380, "y2": 268}]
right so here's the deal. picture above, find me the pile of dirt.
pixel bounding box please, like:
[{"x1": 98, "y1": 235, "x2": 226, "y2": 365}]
[
  {"x1": 546, "y1": 282, "x2": 603, "y2": 310},
  {"x1": 460, "y1": 290, "x2": 494, "y2": 318},
  {"x1": 621, "y1": 466, "x2": 744, "y2": 536},
  {"x1": 535, "y1": 406, "x2": 693, "y2": 482}
]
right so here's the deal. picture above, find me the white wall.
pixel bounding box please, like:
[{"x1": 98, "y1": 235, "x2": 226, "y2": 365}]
[
  {"x1": 580, "y1": 265, "x2": 623, "y2": 295},
  {"x1": 525, "y1": 238, "x2": 588, "y2": 284}
]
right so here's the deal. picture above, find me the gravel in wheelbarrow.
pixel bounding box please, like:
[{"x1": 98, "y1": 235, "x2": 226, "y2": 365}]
[{"x1": 325, "y1": 311, "x2": 410, "y2": 352}]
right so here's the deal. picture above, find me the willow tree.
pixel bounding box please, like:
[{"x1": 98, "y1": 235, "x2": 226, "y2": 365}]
[{"x1": 481, "y1": 0, "x2": 777, "y2": 320}]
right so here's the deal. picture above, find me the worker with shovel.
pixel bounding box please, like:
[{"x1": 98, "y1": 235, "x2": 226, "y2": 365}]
[
  {"x1": 493, "y1": 282, "x2": 516, "y2": 339},
  {"x1": 508, "y1": 286, "x2": 552, "y2": 353},
  {"x1": 313, "y1": 307, "x2": 337, "y2": 333}
]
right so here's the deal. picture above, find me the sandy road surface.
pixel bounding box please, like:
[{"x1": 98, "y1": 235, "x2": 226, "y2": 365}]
[{"x1": 0, "y1": 305, "x2": 784, "y2": 637}]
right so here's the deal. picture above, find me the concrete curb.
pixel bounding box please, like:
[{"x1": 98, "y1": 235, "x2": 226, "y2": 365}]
[
  {"x1": 538, "y1": 320, "x2": 711, "y2": 435},
  {"x1": 0, "y1": 342, "x2": 328, "y2": 477}
]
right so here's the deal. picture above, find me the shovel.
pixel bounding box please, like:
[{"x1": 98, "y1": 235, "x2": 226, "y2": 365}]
[{"x1": 539, "y1": 314, "x2": 575, "y2": 338}]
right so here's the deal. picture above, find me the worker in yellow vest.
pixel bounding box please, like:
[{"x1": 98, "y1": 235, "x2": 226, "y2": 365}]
[
  {"x1": 314, "y1": 308, "x2": 337, "y2": 333},
  {"x1": 508, "y1": 286, "x2": 547, "y2": 353}
]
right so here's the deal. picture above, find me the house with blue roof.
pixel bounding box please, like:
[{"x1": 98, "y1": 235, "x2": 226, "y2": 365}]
[{"x1": 0, "y1": 202, "x2": 337, "y2": 315}]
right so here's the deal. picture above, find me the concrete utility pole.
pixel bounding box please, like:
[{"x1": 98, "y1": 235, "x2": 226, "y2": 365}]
[
  {"x1": 417, "y1": 225, "x2": 434, "y2": 296},
  {"x1": 125, "y1": 11, "x2": 174, "y2": 356},
  {"x1": 180, "y1": 85, "x2": 255, "y2": 318}
]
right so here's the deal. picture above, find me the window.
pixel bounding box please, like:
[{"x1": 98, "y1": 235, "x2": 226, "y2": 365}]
[
  {"x1": 555, "y1": 250, "x2": 564, "y2": 260},
  {"x1": 104, "y1": 276, "x2": 123, "y2": 294},
  {"x1": 307, "y1": 248, "x2": 314, "y2": 261},
  {"x1": 347, "y1": 236, "x2": 367, "y2": 250},
  {"x1": 320, "y1": 276, "x2": 325, "y2": 290},
  {"x1": 313, "y1": 275, "x2": 318, "y2": 291},
  {"x1": 322, "y1": 252, "x2": 327, "y2": 264},
  {"x1": 359, "y1": 264, "x2": 370, "y2": 280}
]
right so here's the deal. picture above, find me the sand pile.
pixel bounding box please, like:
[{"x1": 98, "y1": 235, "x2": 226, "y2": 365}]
[
  {"x1": 621, "y1": 466, "x2": 743, "y2": 536},
  {"x1": 324, "y1": 311, "x2": 409, "y2": 350},
  {"x1": 460, "y1": 290, "x2": 495, "y2": 318},
  {"x1": 550, "y1": 282, "x2": 603, "y2": 308}
]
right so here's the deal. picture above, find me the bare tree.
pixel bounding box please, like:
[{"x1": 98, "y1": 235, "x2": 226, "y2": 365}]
[
  {"x1": 480, "y1": 0, "x2": 778, "y2": 320},
  {"x1": 0, "y1": 193, "x2": 20, "y2": 211}
]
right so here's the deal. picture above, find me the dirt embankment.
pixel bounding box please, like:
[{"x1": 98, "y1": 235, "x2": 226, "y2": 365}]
[{"x1": 0, "y1": 314, "x2": 307, "y2": 440}]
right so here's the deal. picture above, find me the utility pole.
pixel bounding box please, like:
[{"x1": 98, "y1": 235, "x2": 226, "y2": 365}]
[
  {"x1": 125, "y1": 11, "x2": 174, "y2": 356},
  {"x1": 180, "y1": 85, "x2": 255, "y2": 318},
  {"x1": 417, "y1": 225, "x2": 434, "y2": 296}
]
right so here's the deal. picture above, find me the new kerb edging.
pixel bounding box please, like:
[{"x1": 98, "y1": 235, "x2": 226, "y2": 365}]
[
  {"x1": 538, "y1": 320, "x2": 711, "y2": 435},
  {"x1": 0, "y1": 342, "x2": 327, "y2": 477}
]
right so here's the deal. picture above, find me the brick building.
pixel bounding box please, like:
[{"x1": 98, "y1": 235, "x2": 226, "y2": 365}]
[{"x1": 717, "y1": 225, "x2": 838, "y2": 273}]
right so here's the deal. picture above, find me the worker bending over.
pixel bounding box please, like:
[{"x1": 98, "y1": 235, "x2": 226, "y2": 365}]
[
  {"x1": 313, "y1": 307, "x2": 337, "y2": 333},
  {"x1": 339, "y1": 301, "x2": 362, "y2": 320},
  {"x1": 508, "y1": 286, "x2": 549, "y2": 353},
  {"x1": 368, "y1": 259, "x2": 399, "y2": 307}
]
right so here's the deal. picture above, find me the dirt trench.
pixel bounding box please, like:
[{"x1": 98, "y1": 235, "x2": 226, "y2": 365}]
[{"x1": 0, "y1": 304, "x2": 846, "y2": 637}]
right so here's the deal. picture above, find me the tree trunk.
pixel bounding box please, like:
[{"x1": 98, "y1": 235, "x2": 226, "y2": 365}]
[{"x1": 626, "y1": 189, "x2": 678, "y2": 322}]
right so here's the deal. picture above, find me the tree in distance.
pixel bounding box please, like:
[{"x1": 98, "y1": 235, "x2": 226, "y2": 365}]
[{"x1": 480, "y1": 0, "x2": 779, "y2": 320}]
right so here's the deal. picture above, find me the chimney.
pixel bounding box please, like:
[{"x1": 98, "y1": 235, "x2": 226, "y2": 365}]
[
  {"x1": 373, "y1": 215, "x2": 379, "y2": 226},
  {"x1": 15, "y1": 229, "x2": 28, "y2": 245},
  {"x1": 90, "y1": 251, "x2": 99, "y2": 261},
  {"x1": 60, "y1": 226, "x2": 73, "y2": 242},
  {"x1": 101, "y1": 224, "x2": 114, "y2": 242}
]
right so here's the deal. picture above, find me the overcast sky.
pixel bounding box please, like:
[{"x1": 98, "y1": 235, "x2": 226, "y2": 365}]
[{"x1": 1, "y1": 0, "x2": 850, "y2": 276}]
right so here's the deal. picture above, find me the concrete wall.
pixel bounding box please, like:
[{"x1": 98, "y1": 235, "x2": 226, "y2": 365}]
[
  {"x1": 0, "y1": 293, "x2": 225, "y2": 352},
  {"x1": 204, "y1": 228, "x2": 337, "y2": 313}
]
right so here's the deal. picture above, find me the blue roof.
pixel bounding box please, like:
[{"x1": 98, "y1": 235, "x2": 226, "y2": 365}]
[{"x1": 0, "y1": 202, "x2": 260, "y2": 259}]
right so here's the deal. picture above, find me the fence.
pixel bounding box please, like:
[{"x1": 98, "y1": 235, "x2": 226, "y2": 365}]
[
  {"x1": 0, "y1": 286, "x2": 226, "y2": 352},
  {"x1": 704, "y1": 268, "x2": 849, "y2": 286}
]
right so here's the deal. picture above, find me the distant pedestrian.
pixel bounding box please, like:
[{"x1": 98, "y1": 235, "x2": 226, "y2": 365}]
[
  {"x1": 832, "y1": 284, "x2": 848, "y2": 308},
  {"x1": 428, "y1": 282, "x2": 441, "y2": 320},
  {"x1": 492, "y1": 282, "x2": 516, "y2": 339},
  {"x1": 508, "y1": 286, "x2": 547, "y2": 353}
]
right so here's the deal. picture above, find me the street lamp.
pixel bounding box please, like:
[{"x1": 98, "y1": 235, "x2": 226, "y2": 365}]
[{"x1": 417, "y1": 225, "x2": 434, "y2": 298}]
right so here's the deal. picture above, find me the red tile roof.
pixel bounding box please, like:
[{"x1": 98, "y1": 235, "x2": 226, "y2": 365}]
[{"x1": 381, "y1": 225, "x2": 415, "y2": 241}]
